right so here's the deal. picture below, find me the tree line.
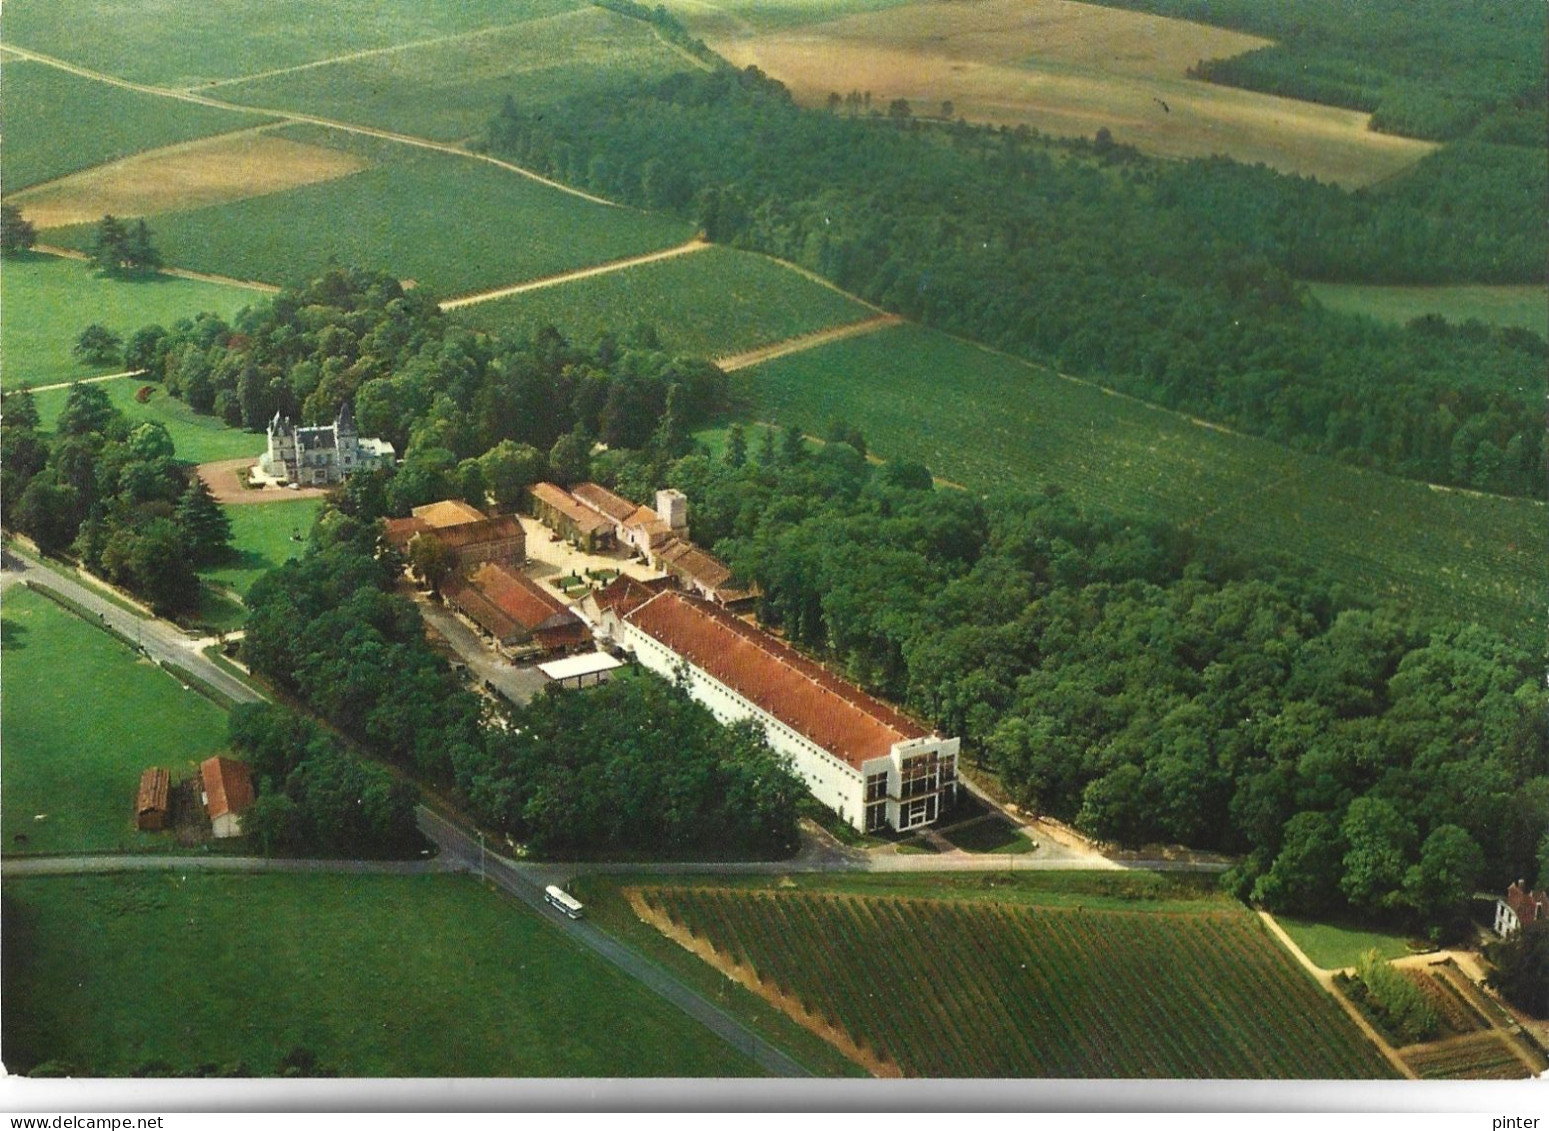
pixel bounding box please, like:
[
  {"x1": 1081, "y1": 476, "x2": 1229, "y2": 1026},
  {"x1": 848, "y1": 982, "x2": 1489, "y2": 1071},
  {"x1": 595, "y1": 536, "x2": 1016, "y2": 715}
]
[
  {"x1": 1, "y1": 384, "x2": 230, "y2": 616},
  {"x1": 481, "y1": 68, "x2": 1545, "y2": 497}
]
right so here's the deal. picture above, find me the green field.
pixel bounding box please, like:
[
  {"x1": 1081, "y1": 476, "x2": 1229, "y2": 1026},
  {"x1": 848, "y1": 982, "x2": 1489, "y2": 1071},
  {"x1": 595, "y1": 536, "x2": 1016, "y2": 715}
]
[
  {"x1": 201, "y1": 499, "x2": 324, "y2": 597},
  {"x1": 33, "y1": 377, "x2": 264, "y2": 464},
  {"x1": 0, "y1": 0, "x2": 575, "y2": 89},
  {"x1": 740, "y1": 324, "x2": 1546, "y2": 641},
  {"x1": 1, "y1": 253, "x2": 262, "y2": 390},
  {"x1": 454, "y1": 246, "x2": 872, "y2": 356},
  {"x1": 1276, "y1": 915, "x2": 1415, "y2": 971},
  {"x1": 0, "y1": 586, "x2": 230, "y2": 855},
  {"x1": 635, "y1": 879, "x2": 1396, "y2": 1077},
  {"x1": 1308, "y1": 282, "x2": 1548, "y2": 339},
  {"x1": 45, "y1": 132, "x2": 694, "y2": 297},
  {"x1": 0, "y1": 61, "x2": 269, "y2": 192},
  {"x1": 662, "y1": 0, "x2": 917, "y2": 35},
  {"x1": 218, "y1": 5, "x2": 695, "y2": 144},
  {"x1": 1, "y1": 871, "x2": 758, "y2": 1076}
]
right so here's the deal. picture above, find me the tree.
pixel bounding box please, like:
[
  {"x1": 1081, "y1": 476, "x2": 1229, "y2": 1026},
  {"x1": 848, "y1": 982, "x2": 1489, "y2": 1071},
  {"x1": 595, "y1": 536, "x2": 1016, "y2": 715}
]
[
  {"x1": 56, "y1": 382, "x2": 121, "y2": 437},
  {"x1": 124, "y1": 325, "x2": 169, "y2": 373},
  {"x1": 779, "y1": 422, "x2": 807, "y2": 465},
  {"x1": 888, "y1": 98, "x2": 912, "y2": 124},
  {"x1": 127, "y1": 518, "x2": 200, "y2": 615},
  {"x1": 176, "y1": 477, "x2": 234, "y2": 565},
  {"x1": 548, "y1": 426, "x2": 592, "y2": 487},
  {"x1": 1253, "y1": 810, "x2": 1346, "y2": 916},
  {"x1": 408, "y1": 534, "x2": 456, "y2": 592},
  {"x1": 941, "y1": 100, "x2": 955, "y2": 119},
  {"x1": 1486, "y1": 919, "x2": 1549, "y2": 1018},
  {"x1": 478, "y1": 441, "x2": 547, "y2": 508},
  {"x1": 1340, "y1": 797, "x2": 1417, "y2": 916},
  {"x1": 242, "y1": 792, "x2": 299, "y2": 854},
  {"x1": 88, "y1": 215, "x2": 131, "y2": 274},
  {"x1": 126, "y1": 219, "x2": 162, "y2": 274},
  {"x1": 1403, "y1": 824, "x2": 1484, "y2": 936},
  {"x1": 72, "y1": 324, "x2": 123, "y2": 367},
  {"x1": 1, "y1": 203, "x2": 36, "y2": 255}
]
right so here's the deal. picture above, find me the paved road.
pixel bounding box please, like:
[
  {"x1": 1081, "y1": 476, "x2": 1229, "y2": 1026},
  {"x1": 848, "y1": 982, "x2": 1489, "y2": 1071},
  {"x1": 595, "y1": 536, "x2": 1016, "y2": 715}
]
[
  {"x1": 3, "y1": 545, "x2": 263, "y2": 705},
  {"x1": 415, "y1": 807, "x2": 813, "y2": 1078}
]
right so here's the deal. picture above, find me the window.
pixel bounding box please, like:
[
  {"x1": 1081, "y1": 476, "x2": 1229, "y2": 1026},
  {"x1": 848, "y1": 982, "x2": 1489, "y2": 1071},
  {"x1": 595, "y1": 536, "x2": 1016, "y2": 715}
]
[
  {"x1": 865, "y1": 801, "x2": 887, "y2": 832},
  {"x1": 865, "y1": 771, "x2": 888, "y2": 802}
]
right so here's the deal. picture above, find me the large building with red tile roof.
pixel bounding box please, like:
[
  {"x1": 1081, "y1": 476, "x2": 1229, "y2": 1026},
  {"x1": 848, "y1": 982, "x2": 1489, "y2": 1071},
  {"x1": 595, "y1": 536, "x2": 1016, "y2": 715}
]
[
  {"x1": 200, "y1": 756, "x2": 255, "y2": 839},
  {"x1": 529, "y1": 482, "x2": 616, "y2": 551},
  {"x1": 383, "y1": 503, "x2": 525, "y2": 573},
  {"x1": 444, "y1": 561, "x2": 589, "y2": 657},
  {"x1": 594, "y1": 589, "x2": 959, "y2": 833}
]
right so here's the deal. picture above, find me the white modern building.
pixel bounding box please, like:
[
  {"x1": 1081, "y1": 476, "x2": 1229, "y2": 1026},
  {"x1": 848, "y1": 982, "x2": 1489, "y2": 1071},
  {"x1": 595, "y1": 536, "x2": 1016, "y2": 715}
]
[{"x1": 591, "y1": 582, "x2": 959, "y2": 833}]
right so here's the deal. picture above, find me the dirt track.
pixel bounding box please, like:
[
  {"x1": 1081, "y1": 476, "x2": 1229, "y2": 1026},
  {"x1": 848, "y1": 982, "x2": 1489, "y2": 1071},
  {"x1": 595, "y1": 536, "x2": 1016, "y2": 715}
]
[
  {"x1": 439, "y1": 238, "x2": 710, "y2": 310},
  {"x1": 714, "y1": 313, "x2": 900, "y2": 371}
]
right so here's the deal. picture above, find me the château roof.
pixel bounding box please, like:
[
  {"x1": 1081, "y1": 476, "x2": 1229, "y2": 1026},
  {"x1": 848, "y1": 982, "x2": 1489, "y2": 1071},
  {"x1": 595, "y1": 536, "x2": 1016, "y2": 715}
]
[{"x1": 624, "y1": 590, "x2": 931, "y2": 769}]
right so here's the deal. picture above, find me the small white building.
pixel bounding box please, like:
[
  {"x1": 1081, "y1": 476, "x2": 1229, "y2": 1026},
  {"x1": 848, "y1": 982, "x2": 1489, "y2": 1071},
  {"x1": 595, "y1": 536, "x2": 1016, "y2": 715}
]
[
  {"x1": 200, "y1": 756, "x2": 254, "y2": 839},
  {"x1": 592, "y1": 584, "x2": 959, "y2": 833}
]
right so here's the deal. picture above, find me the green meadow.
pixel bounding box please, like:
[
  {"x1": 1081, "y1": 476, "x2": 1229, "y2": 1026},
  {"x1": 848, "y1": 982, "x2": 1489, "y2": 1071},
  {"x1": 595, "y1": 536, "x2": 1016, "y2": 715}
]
[
  {"x1": 45, "y1": 134, "x2": 694, "y2": 297},
  {"x1": 201, "y1": 499, "x2": 324, "y2": 597},
  {"x1": 0, "y1": 586, "x2": 230, "y2": 855},
  {"x1": 454, "y1": 246, "x2": 872, "y2": 357},
  {"x1": 32, "y1": 377, "x2": 264, "y2": 464},
  {"x1": 0, "y1": 62, "x2": 268, "y2": 191},
  {"x1": 740, "y1": 324, "x2": 1545, "y2": 641},
  {"x1": 2, "y1": 871, "x2": 759, "y2": 1077},
  {"x1": 1307, "y1": 281, "x2": 1548, "y2": 339},
  {"x1": 1275, "y1": 915, "x2": 1413, "y2": 971},
  {"x1": 1, "y1": 253, "x2": 261, "y2": 390}
]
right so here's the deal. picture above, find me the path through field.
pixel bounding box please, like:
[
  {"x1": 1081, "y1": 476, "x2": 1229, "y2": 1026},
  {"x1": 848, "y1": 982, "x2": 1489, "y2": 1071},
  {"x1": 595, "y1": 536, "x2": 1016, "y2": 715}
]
[
  {"x1": 715, "y1": 313, "x2": 901, "y2": 370},
  {"x1": 439, "y1": 238, "x2": 712, "y2": 309}
]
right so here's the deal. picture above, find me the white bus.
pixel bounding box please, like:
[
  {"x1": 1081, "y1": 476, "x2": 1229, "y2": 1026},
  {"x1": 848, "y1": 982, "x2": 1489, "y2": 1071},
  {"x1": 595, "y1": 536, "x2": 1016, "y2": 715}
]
[{"x1": 544, "y1": 885, "x2": 584, "y2": 919}]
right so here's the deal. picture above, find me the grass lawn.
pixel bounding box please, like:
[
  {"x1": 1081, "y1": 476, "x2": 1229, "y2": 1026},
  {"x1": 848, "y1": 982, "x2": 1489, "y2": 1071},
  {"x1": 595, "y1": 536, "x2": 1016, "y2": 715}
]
[
  {"x1": 0, "y1": 586, "x2": 231, "y2": 856},
  {"x1": 614, "y1": 872, "x2": 1397, "y2": 1077},
  {"x1": 1307, "y1": 282, "x2": 1548, "y2": 341},
  {"x1": 739, "y1": 323, "x2": 1546, "y2": 644},
  {"x1": 1275, "y1": 915, "x2": 1414, "y2": 971},
  {"x1": 0, "y1": 62, "x2": 268, "y2": 192},
  {"x1": 0, "y1": 254, "x2": 262, "y2": 390},
  {"x1": 32, "y1": 377, "x2": 265, "y2": 464},
  {"x1": 0, "y1": 0, "x2": 576, "y2": 89},
  {"x1": 939, "y1": 815, "x2": 1035, "y2": 854},
  {"x1": 200, "y1": 499, "x2": 324, "y2": 596},
  {"x1": 45, "y1": 132, "x2": 694, "y2": 298},
  {"x1": 1, "y1": 871, "x2": 759, "y2": 1077},
  {"x1": 218, "y1": 5, "x2": 692, "y2": 144},
  {"x1": 454, "y1": 246, "x2": 873, "y2": 358}
]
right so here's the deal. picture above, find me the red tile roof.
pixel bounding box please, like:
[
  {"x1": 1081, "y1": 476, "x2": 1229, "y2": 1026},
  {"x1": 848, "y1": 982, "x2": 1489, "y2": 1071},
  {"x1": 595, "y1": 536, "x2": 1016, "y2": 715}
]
[
  {"x1": 531, "y1": 483, "x2": 614, "y2": 535},
  {"x1": 624, "y1": 591, "x2": 931, "y2": 768},
  {"x1": 445, "y1": 562, "x2": 585, "y2": 650},
  {"x1": 571, "y1": 482, "x2": 637, "y2": 523},
  {"x1": 383, "y1": 516, "x2": 430, "y2": 549},
  {"x1": 1505, "y1": 882, "x2": 1547, "y2": 927},
  {"x1": 656, "y1": 538, "x2": 733, "y2": 589},
  {"x1": 201, "y1": 757, "x2": 255, "y2": 820},
  {"x1": 430, "y1": 514, "x2": 524, "y2": 552},
  {"x1": 412, "y1": 499, "x2": 486, "y2": 528}
]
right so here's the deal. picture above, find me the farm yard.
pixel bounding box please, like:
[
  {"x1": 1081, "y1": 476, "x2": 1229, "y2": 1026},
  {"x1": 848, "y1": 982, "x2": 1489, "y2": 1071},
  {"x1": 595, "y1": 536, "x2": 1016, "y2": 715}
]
[
  {"x1": 451, "y1": 246, "x2": 874, "y2": 359},
  {"x1": 0, "y1": 586, "x2": 230, "y2": 856},
  {"x1": 0, "y1": 872, "x2": 758, "y2": 1077},
  {"x1": 1307, "y1": 282, "x2": 1549, "y2": 340},
  {"x1": 215, "y1": 4, "x2": 698, "y2": 145},
  {"x1": 666, "y1": 0, "x2": 1437, "y2": 185},
  {"x1": 32, "y1": 377, "x2": 265, "y2": 465},
  {"x1": 0, "y1": 255, "x2": 261, "y2": 390},
  {"x1": 0, "y1": 60, "x2": 270, "y2": 192},
  {"x1": 42, "y1": 131, "x2": 694, "y2": 296},
  {"x1": 630, "y1": 880, "x2": 1398, "y2": 1077},
  {"x1": 738, "y1": 323, "x2": 1546, "y2": 642}
]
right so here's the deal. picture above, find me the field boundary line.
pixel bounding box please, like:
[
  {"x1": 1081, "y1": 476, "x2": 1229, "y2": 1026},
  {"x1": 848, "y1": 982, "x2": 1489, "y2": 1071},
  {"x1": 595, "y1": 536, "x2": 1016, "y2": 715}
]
[
  {"x1": 12, "y1": 370, "x2": 143, "y2": 395},
  {"x1": 29, "y1": 243, "x2": 282, "y2": 293},
  {"x1": 439, "y1": 238, "x2": 712, "y2": 310},
  {"x1": 1257, "y1": 909, "x2": 1417, "y2": 1079},
  {"x1": 0, "y1": 43, "x2": 622, "y2": 210},
  {"x1": 716, "y1": 313, "x2": 901, "y2": 371}
]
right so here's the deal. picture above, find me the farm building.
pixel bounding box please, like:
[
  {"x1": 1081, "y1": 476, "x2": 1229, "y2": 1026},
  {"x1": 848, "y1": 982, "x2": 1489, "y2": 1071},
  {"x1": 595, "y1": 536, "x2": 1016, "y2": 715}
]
[
  {"x1": 538, "y1": 650, "x2": 625, "y2": 689},
  {"x1": 384, "y1": 502, "x2": 526, "y2": 573},
  {"x1": 135, "y1": 767, "x2": 171, "y2": 831},
  {"x1": 592, "y1": 585, "x2": 959, "y2": 833},
  {"x1": 650, "y1": 537, "x2": 752, "y2": 606},
  {"x1": 1494, "y1": 882, "x2": 1547, "y2": 936},
  {"x1": 529, "y1": 482, "x2": 616, "y2": 551},
  {"x1": 258, "y1": 401, "x2": 393, "y2": 486},
  {"x1": 570, "y1": 483, "x2": 684, "y2": 554},
  {"x1": 200, "y1": 756, "x2": 255, "y2": 839},
  {"x1": 443, "y1": 561, "x2": 590, "y2": 657}
]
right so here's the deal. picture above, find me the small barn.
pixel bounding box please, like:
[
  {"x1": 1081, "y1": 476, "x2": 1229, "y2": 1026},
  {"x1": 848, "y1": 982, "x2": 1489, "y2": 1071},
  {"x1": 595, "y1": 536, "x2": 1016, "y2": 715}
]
[
  {"x1": 135, "y1": 767, "x2": 171, "y2": 831},
  {"x1": 200, "y1": 756, "x2": 255, "y2": 839}
]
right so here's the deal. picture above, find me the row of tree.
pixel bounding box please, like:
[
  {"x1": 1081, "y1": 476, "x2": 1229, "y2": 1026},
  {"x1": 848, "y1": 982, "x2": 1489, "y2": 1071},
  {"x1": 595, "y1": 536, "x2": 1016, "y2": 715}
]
[
  {"x1": 661, "y1": 434, "x2": 1547, "y2": 938},
  {"x1": 481, "y1": 68, "x2": 1545, "y2": 497},
  {"x1": 1, "y1": 384, "x2": 230, "y2": 615}
]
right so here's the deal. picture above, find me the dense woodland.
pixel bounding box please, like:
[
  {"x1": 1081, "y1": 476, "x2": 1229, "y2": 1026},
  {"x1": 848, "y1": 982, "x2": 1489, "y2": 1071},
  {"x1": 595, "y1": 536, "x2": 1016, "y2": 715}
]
[
  {"x1": 664, "y1": 437, "x2": 1547, "y2": 937},
  {"x1": 241, "y1": 509, "x2": 802, "y2": 857},
  {"x1": 483, "y1": 67, "x2": 1546, "y2": 497},
  {"x1": 1, "y1": 384, "x2": 231, "y2": 615}
]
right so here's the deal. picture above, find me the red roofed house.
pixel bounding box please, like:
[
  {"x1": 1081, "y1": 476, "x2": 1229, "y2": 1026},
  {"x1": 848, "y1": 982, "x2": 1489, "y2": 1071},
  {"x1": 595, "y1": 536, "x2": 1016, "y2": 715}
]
[
  {"x1": 444, "y1": 561, "x2": 590, "y2": 657},
  {"x1": 1495, "y1": 881, "x2": 1548, "y2": 936},
  {"x1": 595, "y1": 589, "x2": 959, "y2": 833},
  {"x1": 200, "y1": 756, "x2": 255, "y2": 839},
  {"x1": 528, "y1": 483, "x2": 616, "y2": 551},
  {"x1": 570, "y1": 484, "x2": 684, "y2": 554},
  {"x1": 383, "y1": 500, "x2": 526, "y2": 573}
]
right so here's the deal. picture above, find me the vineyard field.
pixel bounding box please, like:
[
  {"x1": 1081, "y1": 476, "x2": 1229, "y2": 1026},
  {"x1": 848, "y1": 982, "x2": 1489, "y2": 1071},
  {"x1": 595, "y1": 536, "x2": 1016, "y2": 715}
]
[
  {"x1": 637, "y1": 885, "x2": 1397, "y2": 1078},
  {"x1": 43, "y1": 132, "x2": 693, "y2": 297},
  {"x1": 452, "y1": 246, "x2": 872, "y2": 359},
  {"x1": 1402, "y1": 1033, "x2": 1534, "y2": 1081},
  {"x1": 740, "y1": 324, "x2": 1545, "y2": 641}
]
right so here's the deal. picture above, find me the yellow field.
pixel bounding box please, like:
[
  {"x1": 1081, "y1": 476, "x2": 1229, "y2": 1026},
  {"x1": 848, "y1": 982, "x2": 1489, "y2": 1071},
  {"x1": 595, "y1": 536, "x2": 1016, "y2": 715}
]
[
  {"x1": 9, "y1": 129, "x2": 371, "y2": 229},
  {"x1": 673, "y1": 0, "x2": 1436, "y2": 185}
]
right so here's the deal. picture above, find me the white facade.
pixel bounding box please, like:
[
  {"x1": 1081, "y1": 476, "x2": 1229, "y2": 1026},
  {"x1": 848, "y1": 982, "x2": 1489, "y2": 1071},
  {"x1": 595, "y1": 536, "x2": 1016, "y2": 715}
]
[
  {"x1": 604, "y1": 608, "x2": 959, "y2": 833},
  {"x1": 1494, "y1": 899, "x2": 1520, "y2": 937},
  {"x1": 258, "y1": 404, "x2": 393, "y2": 486}
]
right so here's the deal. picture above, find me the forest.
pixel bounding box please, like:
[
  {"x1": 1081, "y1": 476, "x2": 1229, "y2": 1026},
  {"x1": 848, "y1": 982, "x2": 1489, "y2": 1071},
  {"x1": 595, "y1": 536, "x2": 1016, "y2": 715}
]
[
  {"x1": 482, "y1": 66, "x2": 1546, "y2": 497},
  {"x1": 665, "y1": 436, "x2": 1548, "y2": 937}
]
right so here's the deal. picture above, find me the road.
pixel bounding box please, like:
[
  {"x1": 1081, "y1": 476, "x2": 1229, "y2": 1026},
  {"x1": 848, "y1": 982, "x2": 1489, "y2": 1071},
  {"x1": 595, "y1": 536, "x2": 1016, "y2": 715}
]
[
  {"x1": 2, "y1": 544, "x2": 263, "y2": 705},
  {"x1": 415, "y1": 807, "x2": 813, "y2": 1078}
]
